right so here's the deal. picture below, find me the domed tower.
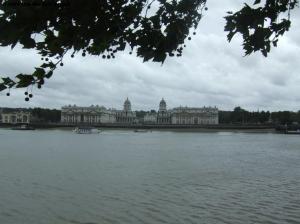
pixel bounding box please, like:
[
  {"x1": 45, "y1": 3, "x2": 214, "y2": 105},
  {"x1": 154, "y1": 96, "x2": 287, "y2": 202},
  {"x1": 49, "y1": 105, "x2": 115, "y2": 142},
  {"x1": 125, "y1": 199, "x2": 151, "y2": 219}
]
[
  {"x1": 123, "y1": 97, "x2": 131, "y2": 112},
  {"x1": 159, "y1": 98, "x2": 167, "y2": 112}
]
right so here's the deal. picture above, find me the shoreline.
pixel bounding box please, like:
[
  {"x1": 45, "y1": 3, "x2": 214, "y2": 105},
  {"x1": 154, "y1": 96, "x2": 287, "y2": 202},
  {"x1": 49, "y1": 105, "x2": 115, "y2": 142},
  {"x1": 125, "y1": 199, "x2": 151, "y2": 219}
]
[{"x1": 0, "y1": 123, "x2": 278, "y2": 133}]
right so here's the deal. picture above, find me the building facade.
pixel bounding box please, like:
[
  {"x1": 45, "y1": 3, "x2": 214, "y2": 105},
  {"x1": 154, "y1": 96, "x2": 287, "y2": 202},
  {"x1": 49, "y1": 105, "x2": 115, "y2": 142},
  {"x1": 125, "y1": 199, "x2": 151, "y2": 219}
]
[
  {"x1": 143, "y1": 99, "x2": 219, "y2": 125},
  {"x1": 60, "y1": 98, "x2": 218, "y2": 125},
  {"x1": 144, "y1": 112, "x2": 157, "y2": 124},
  {"x1": 115, "y1": 98, "x2": 137, "y2": 123},
  {"x1": 171, "y1": 106, "x2": 219, "y2": 125},
  {"x1": 61, "y1": 98, "x2": 137, "y2": 124},
  {"x1": 157, "y1": 98, "x2": 172, "y2": 124},
  {"x1": 61, "y1": 105, "x2": 116, "y2": 124},
  {"x1": 1, "y1": 110, "x2": 31, "y2": 124}
]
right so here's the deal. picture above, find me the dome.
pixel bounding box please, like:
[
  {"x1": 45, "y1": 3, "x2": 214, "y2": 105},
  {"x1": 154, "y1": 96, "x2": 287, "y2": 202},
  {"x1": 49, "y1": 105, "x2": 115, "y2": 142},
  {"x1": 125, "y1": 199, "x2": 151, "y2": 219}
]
[
  {"x1": 123, "y1": 97, "x2": 132, "y2": 111},
  {"x1": 160, "y1": 98, "x2": 166, "y2": 105},
  {"x1": 159, "y1": 98, "x2": 167, "y2": 112}
]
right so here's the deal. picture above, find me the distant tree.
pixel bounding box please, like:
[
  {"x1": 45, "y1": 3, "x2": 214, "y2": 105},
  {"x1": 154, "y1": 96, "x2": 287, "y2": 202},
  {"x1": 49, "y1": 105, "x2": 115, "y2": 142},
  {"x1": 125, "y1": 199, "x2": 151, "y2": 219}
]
[
  {"x1": 135, "y1": 110, "x2": 147, "y2": 119},
  {"x1": 271, "y1": 111, "x2": 292, "y2": 124},
  {"x1": 218, "y1": 111, "x2": 232, "y2": 123},
  {"x1": 219, "y1": 108, "x2": 299, "y2": 124},
  {"x1": 231, "y1": 106, "x2": 247, "y2": 123},
  {"x1": 289, "y1": 110, "x2": 299, "y2": 124},
  {"x1": 258, "y1": 110, "x2": 270, "y2": 123},
  {"x1": 0, "y1": 0, "x2": 298, "y2": 98},
  {"x1": 30, "y1": 107, "x2": 61, "y2": 122}
]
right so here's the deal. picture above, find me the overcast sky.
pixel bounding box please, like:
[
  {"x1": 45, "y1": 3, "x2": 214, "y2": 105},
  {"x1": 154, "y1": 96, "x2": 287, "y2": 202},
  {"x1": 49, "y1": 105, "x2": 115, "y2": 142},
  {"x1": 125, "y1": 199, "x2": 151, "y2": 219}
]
[{"x1": 0, "y1": 0, "x2": 299, "y2": 111}]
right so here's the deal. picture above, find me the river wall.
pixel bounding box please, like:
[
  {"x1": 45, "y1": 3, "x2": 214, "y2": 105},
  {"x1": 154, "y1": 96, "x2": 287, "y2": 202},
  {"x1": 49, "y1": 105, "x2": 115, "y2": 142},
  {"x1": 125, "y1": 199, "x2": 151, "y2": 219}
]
[{"x1": 0, "y1": 122, "x2": 276, "y2": 130}]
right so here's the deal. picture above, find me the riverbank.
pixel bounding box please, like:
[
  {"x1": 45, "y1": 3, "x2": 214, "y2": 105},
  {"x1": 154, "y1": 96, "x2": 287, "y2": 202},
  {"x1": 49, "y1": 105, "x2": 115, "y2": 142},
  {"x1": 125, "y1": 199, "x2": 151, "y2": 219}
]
[{"x1": 0, "y1": 123, "x2": 277, "y2": 133}]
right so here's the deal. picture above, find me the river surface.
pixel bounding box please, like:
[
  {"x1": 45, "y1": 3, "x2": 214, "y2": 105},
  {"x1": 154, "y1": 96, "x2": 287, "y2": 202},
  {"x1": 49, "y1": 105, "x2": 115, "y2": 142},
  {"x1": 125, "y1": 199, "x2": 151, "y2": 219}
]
[{"x1": 0, "y1": 129, "x2": 299, "y2": 224}]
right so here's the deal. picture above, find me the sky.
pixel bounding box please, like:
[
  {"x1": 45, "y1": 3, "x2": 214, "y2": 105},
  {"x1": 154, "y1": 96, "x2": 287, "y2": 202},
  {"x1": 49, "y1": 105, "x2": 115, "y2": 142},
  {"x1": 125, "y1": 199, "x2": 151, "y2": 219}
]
[{"x1": 0, "y1": 0, "x2": 300, "y2": 111}]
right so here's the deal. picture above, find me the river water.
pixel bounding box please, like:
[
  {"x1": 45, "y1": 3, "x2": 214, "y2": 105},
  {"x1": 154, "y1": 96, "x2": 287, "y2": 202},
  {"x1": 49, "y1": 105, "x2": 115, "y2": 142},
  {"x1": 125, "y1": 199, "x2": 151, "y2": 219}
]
[{"x1": 0, "y1": 129, "x2": 299, "y2": 224}]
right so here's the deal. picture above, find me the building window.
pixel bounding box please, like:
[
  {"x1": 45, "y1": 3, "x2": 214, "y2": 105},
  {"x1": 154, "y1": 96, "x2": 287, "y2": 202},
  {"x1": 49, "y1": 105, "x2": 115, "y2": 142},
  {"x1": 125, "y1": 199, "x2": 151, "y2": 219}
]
[
  {"x1": 23, "y1": 115, "x2": 28, "y2": 123},
  {"x1": 194, "y1": 118, "x2": 198, "y2": 124}
]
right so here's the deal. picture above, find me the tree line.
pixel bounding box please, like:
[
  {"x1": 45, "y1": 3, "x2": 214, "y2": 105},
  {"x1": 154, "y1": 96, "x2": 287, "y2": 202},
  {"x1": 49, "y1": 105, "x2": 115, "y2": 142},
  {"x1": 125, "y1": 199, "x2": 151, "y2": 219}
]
[{"x1": 219, "y1": 107, "x2": 300, "y2": 125}]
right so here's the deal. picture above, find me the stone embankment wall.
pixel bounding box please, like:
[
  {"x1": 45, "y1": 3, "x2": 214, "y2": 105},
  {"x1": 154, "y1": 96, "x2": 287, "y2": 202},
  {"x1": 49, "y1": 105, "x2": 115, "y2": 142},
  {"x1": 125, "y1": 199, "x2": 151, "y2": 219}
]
[{"x1": 0, "y1": 122, "x2": 275, "y2": 130}]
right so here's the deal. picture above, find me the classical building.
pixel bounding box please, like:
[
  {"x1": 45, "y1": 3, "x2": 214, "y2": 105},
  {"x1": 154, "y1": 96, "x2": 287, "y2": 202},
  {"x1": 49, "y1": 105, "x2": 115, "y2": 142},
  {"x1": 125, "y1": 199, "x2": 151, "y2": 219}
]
[
  {"x1": 157, "y1": 98, "x2": 172, "y2": 124},
  {"x1": 171, "y1": 106, "x2": 219, "y2": 125},
  {"x1": 1, "y1": 110, "x2": 31, "y2": 124},
  {"x1": 60, "y1": 98, "x2": 218, "y2": 125},
  {"x1": 115, "y1": 98, "x2": 137, "y2": 123},
  {"x1": 61, "y1": 105, "x2": 116, "y2": 124},
  {"x1": 143, "y1": 98, "x2": 219, "y2": 125},
  {"x1": 61, "y1": 98, "x2": 137, "y2": 124}
]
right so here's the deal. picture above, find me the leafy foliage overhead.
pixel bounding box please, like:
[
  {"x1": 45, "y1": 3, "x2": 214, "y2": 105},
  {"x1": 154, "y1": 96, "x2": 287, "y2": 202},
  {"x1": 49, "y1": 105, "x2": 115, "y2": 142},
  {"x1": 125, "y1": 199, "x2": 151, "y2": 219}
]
[
  {"x1": 225, "y1": 0, "x2": 298, "y2": 56},
  {"x1": 0, "y1": 0, "x2": 298, "y2": 100}
]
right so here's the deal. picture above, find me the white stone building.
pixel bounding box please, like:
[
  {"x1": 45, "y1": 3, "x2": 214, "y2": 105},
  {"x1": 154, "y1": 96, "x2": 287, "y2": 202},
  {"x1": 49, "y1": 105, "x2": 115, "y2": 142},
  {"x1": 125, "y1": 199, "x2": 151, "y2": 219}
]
[
  {"x1": 60, "y1": 98, "x2": 218, "y2": 125},
  {"x1": 171, "y1": 106, "x2": 219, "y2": 125},
  {"x1": 115, "y1": 98, "x2": 137, "y2": 123},
  {"x1": 144, "y1": 98, "x2": 219, "y2": 125},
  {"x1": 1, "y1": 110, "x2": 31, "y2": 124},
  {"x1": 61, "y1": 105, "x2": 116, "y2": 124},
  {"x1": 144, "y1": 112, "x2": 157, "y2": 124},
  {"x1": 61, "y1": 98, "x2": 137, "y2": 124},
  {"x1": 157, "y1": 98, "x2": 172, "y2": 124}
]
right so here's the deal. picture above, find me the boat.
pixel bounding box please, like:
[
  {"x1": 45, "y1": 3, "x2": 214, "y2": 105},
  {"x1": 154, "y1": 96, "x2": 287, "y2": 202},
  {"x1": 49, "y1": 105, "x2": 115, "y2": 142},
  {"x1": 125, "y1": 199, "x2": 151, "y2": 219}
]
[
  {"x1": 285, "y1": 130, "x2": 300, "y2": 135},
  {"x1": 73, "y1": 127, "x2": 101, "y2": 134},
  {"x1": 12, "y1": 124, "x2": 35, "y2": 130},
  {"x1": 134, "y1": 129, "x2": 149, "y2": 133}
]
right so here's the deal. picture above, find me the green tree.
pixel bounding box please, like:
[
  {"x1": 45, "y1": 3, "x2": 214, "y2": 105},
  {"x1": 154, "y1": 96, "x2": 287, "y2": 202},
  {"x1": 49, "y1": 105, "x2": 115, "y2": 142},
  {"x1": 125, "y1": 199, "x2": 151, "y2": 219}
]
[
  {"x1": 218, "y1": 110, "x2": 232, "y2": 123},
  {"x1": 30, "y1": 107, "x2": 61, "y2": 122},
  {"x1": 135, "y1": 110, "x2": 147, "y2": 119},
  {"x1": 0, "y1": 0, "x2": 298, "y2": 99},
  {"x1": 231, "y1": 106, "x2": 247, "y2": 123},
  {"x1": 271, "y1": 111, "x2": 292, "y2": 124}
]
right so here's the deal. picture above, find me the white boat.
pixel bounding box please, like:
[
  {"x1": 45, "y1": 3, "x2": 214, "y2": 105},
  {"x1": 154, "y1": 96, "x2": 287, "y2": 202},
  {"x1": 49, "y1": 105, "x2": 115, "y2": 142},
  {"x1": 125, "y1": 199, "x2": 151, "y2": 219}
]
[
  {"x1": 134, "y1": 129, "x2": 149, "y2": 133},
  {"x1": 73, "y1": 127, "x2": 101, "y2": 134},
  {"x1": 12, "y1": 124, "x2": 35, "y2": 130},
  {"x1": 285, "y1": 129, "x2": 300, "y2": 135}
]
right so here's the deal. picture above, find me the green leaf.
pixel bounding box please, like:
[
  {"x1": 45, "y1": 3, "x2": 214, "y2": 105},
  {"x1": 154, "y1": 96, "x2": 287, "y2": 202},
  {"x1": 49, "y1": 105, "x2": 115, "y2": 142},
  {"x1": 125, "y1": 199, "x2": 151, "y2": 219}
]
[
  {"x1": 41, "y1": 62, "x2": 55, "y2": 69},
  {"x1": 1, "y1": 77, "x2": 15, "y2": 87},
  {"x1": 33, "y1": 68, "x2": 46, "y2": 79},
  {"x1": 20, "y1": 37, "x2": 36, "y2": 49},
  {"x1": 16, "y1": 74, "x2": 34, "y2": 88},
  {"x1": 153, "y1": 51, "x2": 167, "y2": 63},
  {"x1": 0, "y1": 83, "x2": 7, "y2": 91},
  {"x1": 45, "y1": 71, "x2": 53, "y2": 79},
  {"x1": 227, "y1": 31, "x2": 236, "y2": 42},
  {"x1": 2, "y1": 77, "x2": 13, "y2": 84},
  {"x1": 261, "y1": 49, "x2": 267, "y2": 57}
]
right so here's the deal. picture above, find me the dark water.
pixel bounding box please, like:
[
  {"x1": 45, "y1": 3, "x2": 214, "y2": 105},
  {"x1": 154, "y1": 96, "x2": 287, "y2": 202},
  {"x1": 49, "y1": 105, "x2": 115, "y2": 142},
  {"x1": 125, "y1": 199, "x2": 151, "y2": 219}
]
[{"x1": 0, "y1": 129, "x2": 299, "y2": 224}]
